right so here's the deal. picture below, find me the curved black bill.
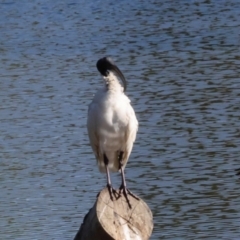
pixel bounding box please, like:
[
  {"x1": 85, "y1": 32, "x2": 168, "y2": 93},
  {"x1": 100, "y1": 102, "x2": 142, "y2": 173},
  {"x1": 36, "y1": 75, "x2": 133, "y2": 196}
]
[{"x1": 96, "y1": 57, "x2": 127, "y2": 92}]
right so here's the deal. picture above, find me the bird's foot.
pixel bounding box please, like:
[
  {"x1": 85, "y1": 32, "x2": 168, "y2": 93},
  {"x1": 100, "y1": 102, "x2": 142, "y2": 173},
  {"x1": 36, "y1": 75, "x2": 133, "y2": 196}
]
[
  {"x1": 119, "y1": 184, "x2": 139, "y2": 209},
  {"x1": 107, "y1": 184, "x2": 120, "y2": 200}
]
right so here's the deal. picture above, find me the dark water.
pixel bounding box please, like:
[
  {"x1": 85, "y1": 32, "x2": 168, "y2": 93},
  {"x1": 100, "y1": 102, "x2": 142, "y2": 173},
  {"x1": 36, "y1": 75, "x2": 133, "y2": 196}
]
[{"x1": 1, "y1": 0, "x2": 240, "y2": 239}]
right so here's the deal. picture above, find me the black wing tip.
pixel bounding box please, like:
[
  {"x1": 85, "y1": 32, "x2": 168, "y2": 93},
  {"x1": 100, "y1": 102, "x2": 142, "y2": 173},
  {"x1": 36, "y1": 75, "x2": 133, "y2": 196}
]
[{"x1": 96, "y1": 57, "x2": 115, "y2": 76}]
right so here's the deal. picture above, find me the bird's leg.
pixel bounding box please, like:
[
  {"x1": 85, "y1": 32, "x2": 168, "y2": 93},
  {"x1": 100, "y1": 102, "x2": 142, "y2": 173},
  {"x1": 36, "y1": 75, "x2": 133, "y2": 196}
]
[
  {"x1": 104, "y1": 154, "x2": 119, "y2": 200},
  {"x1": 118, "y1": 152, "x2": 139, "y2": 209}
]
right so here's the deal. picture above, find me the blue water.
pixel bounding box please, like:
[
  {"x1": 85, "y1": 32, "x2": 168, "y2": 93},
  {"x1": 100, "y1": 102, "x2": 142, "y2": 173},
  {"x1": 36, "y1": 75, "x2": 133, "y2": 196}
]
[{"x1": 1, "y1": 0, "x2": 240, "y2": 239}]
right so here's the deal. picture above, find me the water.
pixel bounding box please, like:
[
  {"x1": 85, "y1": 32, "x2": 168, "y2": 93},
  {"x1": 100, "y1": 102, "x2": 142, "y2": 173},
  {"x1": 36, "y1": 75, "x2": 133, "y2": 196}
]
[{"x1": 0, "y1": 0, "x2": 240, "y2": 239}]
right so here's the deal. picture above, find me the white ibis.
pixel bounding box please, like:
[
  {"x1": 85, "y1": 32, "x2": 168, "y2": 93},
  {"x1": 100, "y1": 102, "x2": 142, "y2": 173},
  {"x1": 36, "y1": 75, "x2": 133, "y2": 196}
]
[{"x1": 87, "y1": 57, "x2": 138, "y2": 207}]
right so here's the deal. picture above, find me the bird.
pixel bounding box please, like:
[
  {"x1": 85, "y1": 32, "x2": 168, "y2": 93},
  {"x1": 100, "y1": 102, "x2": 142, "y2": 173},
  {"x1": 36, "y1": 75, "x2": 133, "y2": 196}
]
[{"x1": 87, "y1": 57, "x2": 138, "y2": 207}]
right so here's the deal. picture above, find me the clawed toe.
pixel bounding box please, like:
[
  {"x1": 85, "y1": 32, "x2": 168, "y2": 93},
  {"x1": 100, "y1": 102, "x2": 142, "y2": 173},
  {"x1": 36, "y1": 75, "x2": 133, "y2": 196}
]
[
  {"x1": 119, "y1": 186, "x2": 139, "y2": 199},
  {"x1": 119, "y1": 185, "x2": 139, "y2": 209},
  {"x1": 107, "y1": 184, "x2": 120, "y2": 200}
]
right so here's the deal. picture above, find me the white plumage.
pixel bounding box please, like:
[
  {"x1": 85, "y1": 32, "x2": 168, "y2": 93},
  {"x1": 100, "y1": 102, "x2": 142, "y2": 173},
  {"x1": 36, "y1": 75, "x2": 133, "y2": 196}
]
[
  {"x1": 87, "y1": 71, "x2": 138, "y2": 173},
  {"x1": 87, "y1": 57, "x2": 138, "y2": 207}
]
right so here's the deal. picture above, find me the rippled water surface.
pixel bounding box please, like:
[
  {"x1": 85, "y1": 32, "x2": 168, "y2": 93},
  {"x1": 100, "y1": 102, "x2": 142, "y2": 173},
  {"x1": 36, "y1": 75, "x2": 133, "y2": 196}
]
[{"x1": 1, "y1": 0, "x2": 240, "y2": 239}]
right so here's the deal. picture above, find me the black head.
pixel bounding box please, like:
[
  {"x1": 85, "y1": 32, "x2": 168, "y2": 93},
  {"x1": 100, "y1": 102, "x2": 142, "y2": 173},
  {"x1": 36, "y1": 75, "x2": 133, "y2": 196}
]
[
  {"x1": 96, "y1": 57, "x2": 115, "y2": 77},
  {"x1": 96, "y1": 57, "x2": 127, "y2": 91}
]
